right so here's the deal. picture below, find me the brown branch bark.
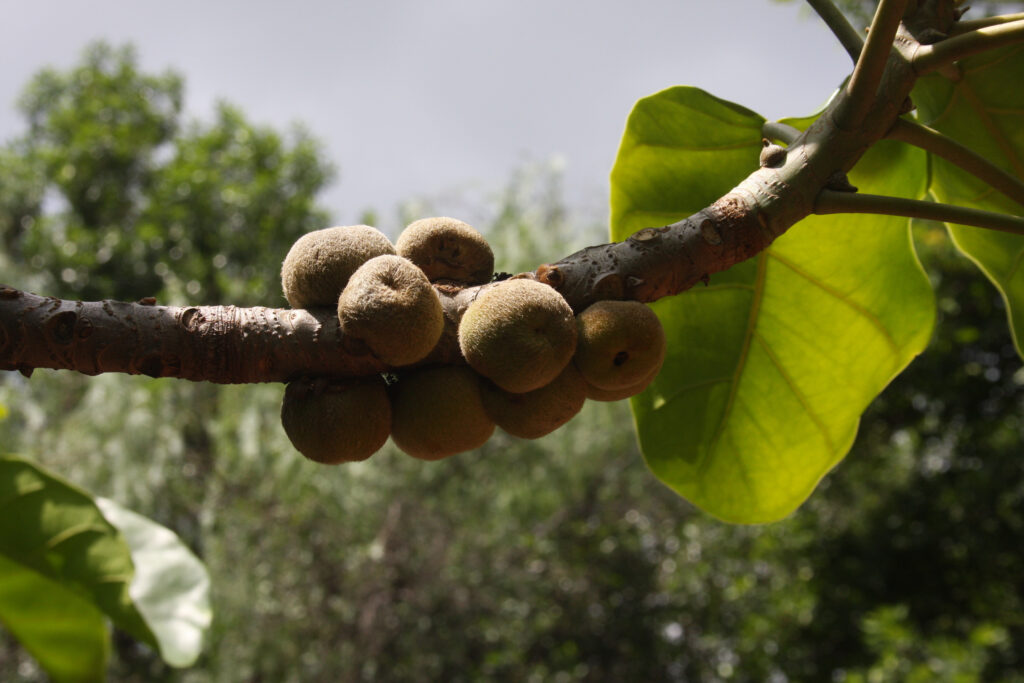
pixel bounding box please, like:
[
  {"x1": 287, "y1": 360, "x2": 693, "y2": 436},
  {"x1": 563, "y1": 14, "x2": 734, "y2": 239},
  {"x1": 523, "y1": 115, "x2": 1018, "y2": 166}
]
[
  {"x1": 0, "y1": 1, "x2": 967, "y2": 385},
  {"x1": 0, "y1": 285, "x2": 479, "y2": 383}
]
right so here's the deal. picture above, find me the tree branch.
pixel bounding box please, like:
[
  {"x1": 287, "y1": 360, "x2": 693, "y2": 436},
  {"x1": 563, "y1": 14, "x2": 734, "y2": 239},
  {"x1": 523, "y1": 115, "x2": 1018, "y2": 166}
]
[
  {"x1": 886, "y1": 118, "x2": 1024, "y2": 209},
  {"x1": 805, "y1": 0, "x2": 865, "y2": 62},
  {"x1": 814, "y1": 189, "x2": 1024, "y2": 235},
  {"x1": 0, "y1": 1, "x2": 972, "y2": 384},
  {"x1": 914, "y1": 19, "x2": 1024, "y2": 74},
  {"x1": 0, "y1": 286, "x2": 472, "y2": 383},
  {"x1": 838, "y1": 0, "x2": 910, "y2": 128}
]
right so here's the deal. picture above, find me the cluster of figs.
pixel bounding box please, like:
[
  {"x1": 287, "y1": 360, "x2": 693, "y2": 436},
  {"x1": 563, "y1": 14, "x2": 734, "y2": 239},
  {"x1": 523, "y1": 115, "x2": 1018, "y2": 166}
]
[{"x1": 279, "y1": 217, "x2": 666, "y2": 464}]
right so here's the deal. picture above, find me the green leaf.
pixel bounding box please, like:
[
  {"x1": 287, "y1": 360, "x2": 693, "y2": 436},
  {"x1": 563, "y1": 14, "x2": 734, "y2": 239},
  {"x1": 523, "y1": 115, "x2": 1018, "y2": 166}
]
[
  {"x1": 95, "y1": 497, "x2": 211, "y2": 667},
  {"x1": 0, "y1": 455, "x2": 212, "y2": 668},
  {"x1": 0, "y1": 454, "x2": 156, "y2": 644},
  {"x1": 610, "y1": 87, "x2": 935, "y2": 523},
  {"x1": 0, "y1": 553, "x2": 109, "y2": 683},
  {"x1": 913, "y1": 45, "x2": 1024, "y2": 358}
]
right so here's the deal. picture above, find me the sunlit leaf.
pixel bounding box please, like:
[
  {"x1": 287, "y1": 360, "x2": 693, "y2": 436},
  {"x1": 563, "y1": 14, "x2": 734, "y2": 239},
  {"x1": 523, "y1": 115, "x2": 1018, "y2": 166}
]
[
  {"x1": 913, "y1": 44, "x2": 1024, "y2": 358},
  {"x1": 610, "y1": 87, "x2": 935, "y2": 522},
  {"x1": 0, "y1": 454, "x2": 156, "y2": 645},
  {"x1": 0, "y1": 455, "x2": 212, "y2": 668},
  {"x1": 96, "y1": 497, "x2": 211, "y2": 667},
  {"x1": 0, "y1": 553, "x2": 109, "y2": 683}
]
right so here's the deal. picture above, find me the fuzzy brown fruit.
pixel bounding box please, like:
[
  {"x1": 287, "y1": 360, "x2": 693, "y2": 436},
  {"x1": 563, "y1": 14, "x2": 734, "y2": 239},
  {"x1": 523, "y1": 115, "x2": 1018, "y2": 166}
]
[
  {"x1": 573, "y1": 300, "x2": 666, "y2": 391},
  {"x1": 481, "y1": 363, "x2": 588, "y2": 439},
  {"x1": 584, "y1": 362, "x2": 661, "y2": 402},
  {"x1": 390, "y1": 365, "x2": 495, "y2": 460},
  {"x1": 337, "y1": 255, "x2": 445, "y2": 367},
  {"x1": 280, "y1": 376, "x2": 391, "y2": 464},
  {"x1": 395, "y1": 216, "x2": 494, "y2": 285},
  {"x1": 281, "y1": 225, "x2": 395, "y2": 309},
  {"x1": 459, "y1": 278, "x2": 577, "y2": 394}
]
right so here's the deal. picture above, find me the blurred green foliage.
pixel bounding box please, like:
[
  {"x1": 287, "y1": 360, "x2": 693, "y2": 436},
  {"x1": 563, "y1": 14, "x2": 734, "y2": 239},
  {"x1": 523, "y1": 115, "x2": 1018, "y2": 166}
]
[
  {"x1": 2, "y1": 40, "x2": 1024, "y2": 683},
  {"x1": 1, "y1": 42, "x2": 332, "y2": 305}
]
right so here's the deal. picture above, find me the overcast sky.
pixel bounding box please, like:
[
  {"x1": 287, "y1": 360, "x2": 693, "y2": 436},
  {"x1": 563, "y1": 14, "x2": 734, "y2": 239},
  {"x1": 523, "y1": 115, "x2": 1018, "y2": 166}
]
[{"x1": 0, "y1": 1, "x2": 854, "y2": 234}]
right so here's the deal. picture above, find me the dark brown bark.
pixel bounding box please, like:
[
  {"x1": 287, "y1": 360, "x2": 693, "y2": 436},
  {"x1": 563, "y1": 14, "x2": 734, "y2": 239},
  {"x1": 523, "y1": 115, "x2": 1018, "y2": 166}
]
[{"x1": 0, "y1": 2, "x2": 964, "y2": 384}]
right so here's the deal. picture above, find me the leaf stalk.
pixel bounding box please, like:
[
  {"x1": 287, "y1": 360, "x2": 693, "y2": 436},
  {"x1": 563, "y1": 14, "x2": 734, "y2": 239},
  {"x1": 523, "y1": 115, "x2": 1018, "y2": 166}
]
[
  {"x1": 814, "y1": 189, "x2": 1024, "y2": 235},
  {"x1": 914, "y1": 19, "x2": 1024, "y2": 74},
  {"x1": 887, "y1": 118, "x2": 1024, "y2": 209},
  {"x1": 805, "y1": 0, "x2": 865, "y2": 61}
]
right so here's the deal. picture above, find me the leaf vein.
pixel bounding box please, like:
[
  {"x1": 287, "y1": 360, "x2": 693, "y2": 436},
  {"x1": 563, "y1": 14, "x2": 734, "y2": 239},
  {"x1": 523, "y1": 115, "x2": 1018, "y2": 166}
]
[
  {"x1": 958, "y1": 80, "x2": 1024, "y2": 178},
  {"x1": 753, "y1": 332, "x2": 836, "y2": 454},
  {"x1": 766, "y1": 250, "x2": 901, "y2": 357},
  {"x1": 700, "y1": 253, "x2": 768, "y2": 476},
  {"x1": 1005, "y1": 246, "x2": 1024, "y2": 282},
  {"x1": 44, "y1": 523, "x2": 109, "y2": 551},
  {"x1": 653, "y1": 376, "x2": 732, "y2": 410},
  {"x1": 0, "y1": 480, "x2": 46, "y2": 510},
  {"x1": 962, "y1": 43, "x2": 1024, "y2": 75}
]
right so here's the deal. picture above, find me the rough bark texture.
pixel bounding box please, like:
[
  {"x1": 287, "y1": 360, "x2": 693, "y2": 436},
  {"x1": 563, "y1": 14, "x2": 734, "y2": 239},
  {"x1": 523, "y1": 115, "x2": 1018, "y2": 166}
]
[{"x1": 0, "y1": 2, "x2": 965, "y2": 384}]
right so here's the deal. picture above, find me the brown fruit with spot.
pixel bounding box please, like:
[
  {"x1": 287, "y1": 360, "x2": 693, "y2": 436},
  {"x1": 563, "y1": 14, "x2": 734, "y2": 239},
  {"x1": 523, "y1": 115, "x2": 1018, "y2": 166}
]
[
  {"x1": 584, "y1": 362, "x2": 661, "y2": 402},
  {"x1": 573, "y1": 300, "x2": 665, "y2": 391},
  {"x1": 396, "y1": 217, "x2": 494, "y2": 285}
]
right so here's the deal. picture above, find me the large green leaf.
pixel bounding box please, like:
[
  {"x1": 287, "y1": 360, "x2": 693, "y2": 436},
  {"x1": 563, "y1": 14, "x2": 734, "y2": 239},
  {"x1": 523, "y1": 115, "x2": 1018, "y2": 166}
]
[
  {"x1": 913, "y1": 45, "x2": 1024, "y2": 357},
  {"x1": 0, "y1": 455, "x2": 156, "y2": 644},
  {"x1": 96, "y1": 497, "x2": 211, "y2": 667},
  {"x1": 0, "y1": 455, "x2": 211, "y2": 671},
  {"x1": 0, "y1": 553, "x2": 109, "y2": 683},
  {"x1": 610, "y1": 87, "x2": 935, "y2": 523}
]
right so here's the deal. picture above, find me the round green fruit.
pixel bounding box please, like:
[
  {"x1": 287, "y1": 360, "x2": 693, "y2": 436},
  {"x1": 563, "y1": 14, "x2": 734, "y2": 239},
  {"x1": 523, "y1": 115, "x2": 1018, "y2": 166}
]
[
  {"x1": 481, "y1": 363, "x2": 588, "y2": 439},
  {"x1": 338, "y1": 255, "x2": 444, "y2": 366},
  {"x1": 459, "y1": 278, "x2": 577, "y2": 393},
  {"x1": 396, "y1": 216, "x2": 494, "y2": 285},
  {"x1": 281, "y1": 225, "x2": 395, "y2": 309},
  {"x1": 280, "y1": 376, "x2": 391, "y2": 464},
  {"x1": 573, "y1": 300, "x2": 665, "y2": 391},
  {"x1": 584, "y1": 363, "x2": 661, "y2": 402},
  {"x1": 390, "y1": 365, "x2": 495, "y2": 460}
]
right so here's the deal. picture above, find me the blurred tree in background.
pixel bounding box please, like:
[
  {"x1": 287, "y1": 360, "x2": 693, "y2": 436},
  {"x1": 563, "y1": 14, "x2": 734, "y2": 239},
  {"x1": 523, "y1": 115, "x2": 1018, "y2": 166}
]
[{"x1": 2, "y1": 42, "x2": 1024, "y2": 682}]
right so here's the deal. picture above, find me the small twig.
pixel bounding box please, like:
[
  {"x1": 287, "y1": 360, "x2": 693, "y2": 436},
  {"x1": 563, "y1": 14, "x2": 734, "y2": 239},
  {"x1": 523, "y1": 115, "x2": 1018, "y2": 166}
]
[
  {"x1": 762, "y1": 121, "x2": 803, "y2": 145},
  {"x1": 887, "y1": 118, "x2": 1024, "y2": 209},
  {"x1": 915, "y1": 19, "x2": 1024, "y2": 74},
  {"x1": 838, "y1": 0, "x2": 910, "y2": 128},
  {"x1": 951, "y1": 12, "x2": 1024, "y2": 35},
  {"x1": 805, "y1": 0, "x2": 864, "y2": 61},
  {"x1": 814, "y1": 189, "x2": 1024, "y2": 236}
]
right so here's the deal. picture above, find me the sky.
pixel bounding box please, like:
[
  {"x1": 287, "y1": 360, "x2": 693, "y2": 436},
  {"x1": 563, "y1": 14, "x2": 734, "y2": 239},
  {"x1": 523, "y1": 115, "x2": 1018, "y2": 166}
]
[{"x1": 0, "y1": 1, "x2": 854, "y2": 234}]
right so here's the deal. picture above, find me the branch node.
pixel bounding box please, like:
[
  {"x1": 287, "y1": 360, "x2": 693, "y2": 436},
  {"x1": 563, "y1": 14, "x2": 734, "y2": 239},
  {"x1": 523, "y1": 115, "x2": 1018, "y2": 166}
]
[
  {"x1": 759, "y1": 139, "x2": 788, "y2": 168},
  {"x1": 700, "y1": 220, "x2": 724, "y2": 246},
  {"x1": 625, "y1": 276, "x2": 646, "y2": 293},
  {"x1": 536, "y1": 264, "x2": 563, "y2": 288},
  {"x1": 628, "y1": 226, "x2": 668, "y2": 243},
  {"x1": 825, "y1": 171, "x2": 859, "y2": 193}
]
